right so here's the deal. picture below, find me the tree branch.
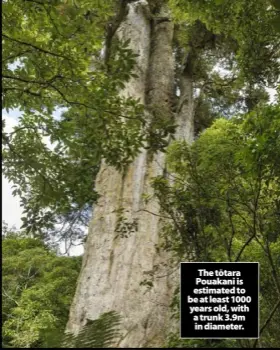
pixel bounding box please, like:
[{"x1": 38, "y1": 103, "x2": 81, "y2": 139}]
[
  {"x1": 2, "y1": 33, "x2": 71, "y2": 60},
  {"x1": 253, "y1": 298, "x2": 280, "y2": 348},
  {"x1": 2, "y1": 287, "x2": 19, "y2": 306}
]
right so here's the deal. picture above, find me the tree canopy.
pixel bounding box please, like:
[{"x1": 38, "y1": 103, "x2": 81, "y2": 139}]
[{"x1": 3, "y1": 0, "x2": 280, "y2": 241}]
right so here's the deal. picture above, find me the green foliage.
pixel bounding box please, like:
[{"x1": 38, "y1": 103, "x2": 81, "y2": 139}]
[
  {"x1": 2, "y1": 0, "x2": 146, "y2": 238},
  {"x1": 153, "y1": 105, "x2": 280, "y2": 347},
  {"x1": 114, "y1": 207, "x2": 139, "y2": 239},
  {"x1": 2, "y1": 231, "x2": 82, "y2": 348},
  {"x1": 169, "y1": 0, "x2": 280, "y2": 86},
  {"x1": 62, "y1": 311, "x2": 121, "y2": 348},
  {"x1": 171, "y1": 0, "x2": 279, "y2": 137},
  {"x1": 165, "y1": 334, "x2": 238, "y2": 348}
]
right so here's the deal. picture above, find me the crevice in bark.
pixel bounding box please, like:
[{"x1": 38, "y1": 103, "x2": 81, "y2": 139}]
[
  {"x1": 144, "y1": 4, "x2": 176, "y2": 155},
  {"x1": 146, "y1": 8, "x2": 174, "y2": 112},
  {"x1": 103, "y1": 0, "x2": 129, "y2": 71},
  {"x1": 175, "y1": 48, "x2": 195, "y2": 142}
]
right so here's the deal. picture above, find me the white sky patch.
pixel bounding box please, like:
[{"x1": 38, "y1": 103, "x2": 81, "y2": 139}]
[
  {"x1": 266, "y1": 87, "x2": 278, "y2": 104},
  {"x1": 212, "y1": 65, "x2": 232, "y2": 77},
  {"x1": 2, "y1": 177, "x2": 23, "y2": 229},
  {"x1": 61, "y1": 241, "x2": 84, "y2": 256}
]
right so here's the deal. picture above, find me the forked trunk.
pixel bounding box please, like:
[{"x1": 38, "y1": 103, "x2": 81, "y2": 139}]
[{"x1": 67, "y1": 1, "x2": 194, "y2": 347}]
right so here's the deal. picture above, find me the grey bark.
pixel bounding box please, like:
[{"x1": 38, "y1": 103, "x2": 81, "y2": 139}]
[
  {"x1": 175, "y1": 51, "x2": 195, "y2": 141},
  {"x1": 66, "y1": 1, "x2": 194, "y2": 347}
]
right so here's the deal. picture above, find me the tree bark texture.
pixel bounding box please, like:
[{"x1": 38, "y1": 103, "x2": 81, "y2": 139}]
[{"x1": 67, "y1": 1, "x2": 194, "y2": 347}]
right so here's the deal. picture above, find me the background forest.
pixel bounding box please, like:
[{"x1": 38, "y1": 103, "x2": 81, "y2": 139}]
[{"x1": 2, "y1": 0, "x2": 280, "y2": 348}]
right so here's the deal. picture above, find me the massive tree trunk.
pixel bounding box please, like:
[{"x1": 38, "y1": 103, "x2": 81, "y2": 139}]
[{"x1": 67, "y1": 0, "x2": 194, "y2": 347}]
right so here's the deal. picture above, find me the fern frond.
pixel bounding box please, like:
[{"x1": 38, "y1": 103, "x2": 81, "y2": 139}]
[{"x1": 62, "y1": 311, "x2": 122, "y2": 348}]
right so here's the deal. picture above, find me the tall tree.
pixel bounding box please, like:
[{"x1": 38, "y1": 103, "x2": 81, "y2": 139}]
[
  {"x1": 2, "y1": 0, "x2": 280, "y2": 347},
  {"x1": 66, "y1": 1, "x2": 280, "y2": 347},
  {"x1": 154, "y1": 105, "x2": 280, "y2": 348},
  {"x1": 67, "y1": 2, "x2": 181, "y2": 346}
]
